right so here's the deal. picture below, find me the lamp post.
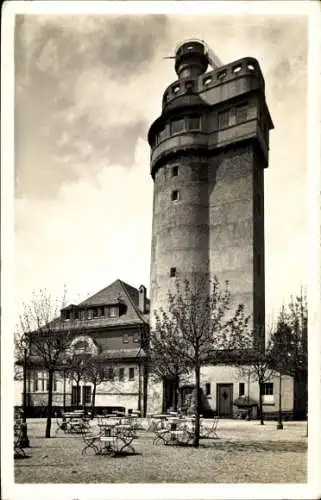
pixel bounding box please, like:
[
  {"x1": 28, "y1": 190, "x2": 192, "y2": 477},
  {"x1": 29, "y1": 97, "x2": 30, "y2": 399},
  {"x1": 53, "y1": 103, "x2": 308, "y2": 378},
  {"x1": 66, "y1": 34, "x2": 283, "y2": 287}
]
[
  {"x1": 21, "y1": 347, "x2": 30, "y2": 447},
  {"x1": 276, "y1": 371, "x2": 283, "y2": 430}
]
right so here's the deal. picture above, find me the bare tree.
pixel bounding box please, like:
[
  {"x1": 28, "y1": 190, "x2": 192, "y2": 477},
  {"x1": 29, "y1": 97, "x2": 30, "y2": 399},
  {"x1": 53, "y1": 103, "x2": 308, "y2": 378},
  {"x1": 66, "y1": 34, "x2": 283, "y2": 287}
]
[
  {"x1": 150, "y1": 277, "x2": 250, "y2": 447},
  {"x1": 270, "y1": 290, "x2": 308, "y2": 423},
  {"x1": 149, "y1": 319, "x2": 190, "y2": 412},
  {"x1": 82, "y1": 358, "x2": 108, "y2": 418},
  {"x1": 233, "y1": 329, "x2": 276, "y2": 426},
  {"x1": 16, "y1": 289, "x2": 73, "y2": 438},
  {"x1": 63, "y1": 354, "x2": 89, "y2": 409}
]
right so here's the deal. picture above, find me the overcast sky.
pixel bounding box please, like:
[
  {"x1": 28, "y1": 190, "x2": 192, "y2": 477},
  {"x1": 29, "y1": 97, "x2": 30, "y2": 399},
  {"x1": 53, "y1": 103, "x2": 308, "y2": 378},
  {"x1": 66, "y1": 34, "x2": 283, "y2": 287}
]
[{"x1": 14, "y1": 8, "x2": 309, "y2": 322}]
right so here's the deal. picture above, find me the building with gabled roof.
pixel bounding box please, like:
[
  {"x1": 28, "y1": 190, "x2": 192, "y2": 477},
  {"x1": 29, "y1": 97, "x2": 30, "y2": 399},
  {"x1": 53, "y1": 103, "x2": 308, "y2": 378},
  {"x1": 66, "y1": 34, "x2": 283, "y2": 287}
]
[{"x1": 22, "y1": 280, "x2": 150, "y2": 416}]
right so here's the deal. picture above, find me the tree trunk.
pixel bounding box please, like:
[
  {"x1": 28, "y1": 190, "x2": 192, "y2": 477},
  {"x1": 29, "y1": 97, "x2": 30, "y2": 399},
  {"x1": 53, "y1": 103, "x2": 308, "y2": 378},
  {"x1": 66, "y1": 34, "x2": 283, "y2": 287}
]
[
  {"x1": 137, "y1": 362, "x2": 142, "y2": 414},
  {"x1": 91, "y1": 382, "x2": 97, "y2": 418},
  {"x1": 45, "y1": 369, "x2": 54, "y2": 438},
  {"x1": 174, "y1": 375, "x2": 179, "y2": 412},
  {"x1": 76, "y1": 380, "x2": 80, "y2": 409},
  {"x1": 259, "y1": 382, "x2": 264, "y2": 425},
  {"x1": 193, "y1": 365, "x2": 201, "y2": 448}
]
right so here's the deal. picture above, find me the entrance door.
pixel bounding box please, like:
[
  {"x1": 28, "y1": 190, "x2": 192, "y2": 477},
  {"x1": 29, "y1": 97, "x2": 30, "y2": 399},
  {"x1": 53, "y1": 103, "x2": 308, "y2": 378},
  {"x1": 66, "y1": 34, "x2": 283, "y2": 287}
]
[{"x1": 217, "y1": 383, "x2": 233, "y2": 417}]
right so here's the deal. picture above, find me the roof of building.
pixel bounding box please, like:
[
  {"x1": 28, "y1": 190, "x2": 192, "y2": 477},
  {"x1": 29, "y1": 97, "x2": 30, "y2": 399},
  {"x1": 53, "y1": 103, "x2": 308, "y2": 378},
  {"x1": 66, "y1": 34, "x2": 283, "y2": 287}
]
[
  {"x1": 77, "y1": 279, "x2": 150, "y2": 326},
  {"x1": 28, "y1": 280, "x2": 149, "y2": 336}
]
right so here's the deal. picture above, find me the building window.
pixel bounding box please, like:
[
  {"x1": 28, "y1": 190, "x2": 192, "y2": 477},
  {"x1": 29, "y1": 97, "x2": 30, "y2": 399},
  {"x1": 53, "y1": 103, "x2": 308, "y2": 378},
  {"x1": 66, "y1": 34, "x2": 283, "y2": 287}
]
[
  {"x1": 187, "y1": 115, "x2": 201, "y2": 130},
  {"x1": 108, "y1": 306, "x2": 118, "y2": 318},
  {"x1": 171, "y1": 118, "x2": 185, "y2": 134},
  {"x1": 205, "y1": 383, "x2": 211, "y2": 396},
  {"x1": 236, "y1": 104, "x2": 248, "y2": 124},
  {"x1": 107, "y1": 368, "x2": 115, "y2": 381},
  {"x1": 87, "y1": 309, "x2": 93, "y2": 320},
  {"x1": 218, "y1": 110, "x2": 230, "y2": 129},
  {"x1": 170, "y1": 267, "x2": 176, "y2": 278},
  {"x1": 239, "y1": 383, "x2": 245, "y2": 396},
  {"x1": 203, "y1": 76, "x2": 212, "y2": 86},
  {"x1": 262, "y1": 382, "x2": 274, "y2": 404},
  {"x1": 129, "y1": 367, "x2": 135, "y2": 380},
  {"x1": 233, "y1": 65, "x2": 242, "y2": 74},
  {"x1": 64, "y1": 310, "x2": 71, "y2": 321},
  {"x1": 171, "y1": 190, "x2": 179, "y2": 201},
  {"x1": 172, "y1": 166, "x2": 179, "y2": 177},
  {"x1": 262, "y1": 383, "x2": 273, "y2": 395},
  {"x1": 119, "y1": 367, "x2": 124, "y2": 381},
  {"x1": 82, "y1": 385, "x2": 92, "y2": 405},
  {"x1": 73, "y1": 339, "x2": 89, "y2": 355},
  {"x1": 80, "y1": 310, "x2": 86, "y2": 321},
  {"x1": 217, "y1": 70, "x2": 227, "y2": 80},
  {"x1": 32, "y1": 371, "x2": 57, "y2": 392},
  {"x1": 133, "y1": 332, "x2": 140, "y2": 343},
  {"x1": 71, "y1": 386, "x2": 81, "y2": 406},
  {"x1": 123, "y1": 334, "x2": 129, "y2": 344}
]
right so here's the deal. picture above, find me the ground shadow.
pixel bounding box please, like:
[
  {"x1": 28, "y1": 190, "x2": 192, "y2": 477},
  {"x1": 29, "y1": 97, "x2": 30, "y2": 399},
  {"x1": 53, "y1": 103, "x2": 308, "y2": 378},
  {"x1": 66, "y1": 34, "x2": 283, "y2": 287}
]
[{"x1": 200, "y1": 439, "x2": 307, "y2": 453}]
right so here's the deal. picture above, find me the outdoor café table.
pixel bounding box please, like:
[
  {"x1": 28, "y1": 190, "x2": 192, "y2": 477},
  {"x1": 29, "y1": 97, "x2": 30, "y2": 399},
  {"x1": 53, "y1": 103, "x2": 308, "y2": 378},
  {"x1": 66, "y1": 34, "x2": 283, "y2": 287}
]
[
  {"x1": 60, "y1": 413, "x2": 89, "y2": 433},
  {"x1": 155, "y1": 417, "x2": 192, "y2": 446},
  {"x1": 98, "y1": 421, "x2": 136, "y2": 455}
]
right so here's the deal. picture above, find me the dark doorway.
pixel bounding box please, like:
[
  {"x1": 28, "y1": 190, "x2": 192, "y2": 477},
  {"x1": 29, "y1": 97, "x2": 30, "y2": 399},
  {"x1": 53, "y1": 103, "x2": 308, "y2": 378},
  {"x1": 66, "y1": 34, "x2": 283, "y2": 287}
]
[{"x1": 217, "y1": 383, "x2": 233, "y2": 417}]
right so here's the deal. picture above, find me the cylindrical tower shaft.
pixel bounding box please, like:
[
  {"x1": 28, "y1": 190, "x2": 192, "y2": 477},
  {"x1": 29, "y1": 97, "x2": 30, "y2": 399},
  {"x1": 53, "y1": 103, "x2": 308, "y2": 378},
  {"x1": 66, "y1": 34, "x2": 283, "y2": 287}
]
[{"x1": 148, "y1": 40, "x2": 273, "y2": 346}]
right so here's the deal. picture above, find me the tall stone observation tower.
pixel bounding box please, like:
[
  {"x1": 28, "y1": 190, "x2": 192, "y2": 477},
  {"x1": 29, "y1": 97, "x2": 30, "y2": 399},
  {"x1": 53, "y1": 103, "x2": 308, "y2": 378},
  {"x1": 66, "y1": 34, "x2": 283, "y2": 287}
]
[{"x1": 148, "y1": 40, "x2": 273, "y2": 347}]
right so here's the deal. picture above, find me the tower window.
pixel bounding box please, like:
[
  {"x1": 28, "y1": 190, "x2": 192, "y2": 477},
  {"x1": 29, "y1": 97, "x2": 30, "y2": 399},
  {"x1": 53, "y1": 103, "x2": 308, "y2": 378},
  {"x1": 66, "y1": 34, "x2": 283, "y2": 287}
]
[
  {"x1": 170, "y1": 267, "x2": 176, "y2": 278},
  {"x1": 171, "y1": 190, "x2": 179, "y2": 201},
  {"x1": 218, "y1": 110, "x2": 230, "y2": 129},
  {"x1": 171, "y1": 118, "x2": 185, "y2": 134},
  {"x1": 172, "y1": 166, "x2": 179, "y2": 177},
  {"x1": 236, "y1": 104, "x2": 248, "y2": 124},
  {"x1": 217, "y1": 70, "x2": 227, "y2": 80},
  {"x1": 187, "y1": 115, "x2": 201, "y2": 130}
]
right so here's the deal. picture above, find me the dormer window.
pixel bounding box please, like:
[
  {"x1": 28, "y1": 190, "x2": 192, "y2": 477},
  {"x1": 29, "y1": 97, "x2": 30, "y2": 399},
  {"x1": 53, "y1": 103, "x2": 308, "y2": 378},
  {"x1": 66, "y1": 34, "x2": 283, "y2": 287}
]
[
  {"x1": 203, "y1": 76, "x2": 212, "y2": 86},
  {"x1": 108, "y1": 306, "x2": 118, "y2": 318},
  {"x1": 173, "y1": 84, "x2": 180, "y2": 94}
]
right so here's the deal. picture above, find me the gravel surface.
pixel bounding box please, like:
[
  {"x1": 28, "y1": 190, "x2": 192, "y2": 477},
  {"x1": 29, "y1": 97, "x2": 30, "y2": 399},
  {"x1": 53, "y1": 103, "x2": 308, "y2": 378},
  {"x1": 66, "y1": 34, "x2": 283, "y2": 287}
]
[{"x1": 14, "y1": 418, "x2": 307, "y2": 484}]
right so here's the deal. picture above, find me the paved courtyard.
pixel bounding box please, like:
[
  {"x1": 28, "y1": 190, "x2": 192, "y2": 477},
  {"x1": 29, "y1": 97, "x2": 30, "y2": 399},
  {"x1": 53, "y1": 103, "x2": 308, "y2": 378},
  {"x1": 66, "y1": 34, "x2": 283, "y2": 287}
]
[{"x1": 14, "y1": 418, "x2": 307, "y2": 484}]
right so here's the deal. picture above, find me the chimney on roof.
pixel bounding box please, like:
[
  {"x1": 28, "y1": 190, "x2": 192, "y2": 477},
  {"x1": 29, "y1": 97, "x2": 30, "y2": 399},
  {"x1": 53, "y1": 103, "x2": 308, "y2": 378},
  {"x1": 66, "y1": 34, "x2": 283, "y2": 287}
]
[{"x1": 138, "y1": 285, "x2": 147, "y2": 313}]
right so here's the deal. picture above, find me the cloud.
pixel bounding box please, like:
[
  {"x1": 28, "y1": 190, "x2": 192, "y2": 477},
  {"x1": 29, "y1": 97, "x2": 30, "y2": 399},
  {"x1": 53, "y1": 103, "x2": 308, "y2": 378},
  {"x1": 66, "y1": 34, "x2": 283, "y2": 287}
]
[
  {"x1": 15, "y1": 14, "x2": 170, "y2": 199},
  {"x1": 15, "y1": 137, "x2": 153, "y2": 314}
]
